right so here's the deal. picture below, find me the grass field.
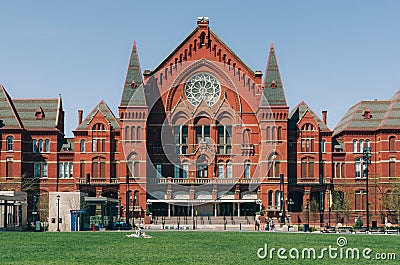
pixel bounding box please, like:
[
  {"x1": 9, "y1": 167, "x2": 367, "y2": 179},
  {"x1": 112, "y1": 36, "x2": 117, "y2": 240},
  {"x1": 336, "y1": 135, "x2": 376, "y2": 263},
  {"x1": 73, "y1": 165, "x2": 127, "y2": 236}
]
[{"x1": 0, "y1": 231, "x2": 399, "y2": 264}]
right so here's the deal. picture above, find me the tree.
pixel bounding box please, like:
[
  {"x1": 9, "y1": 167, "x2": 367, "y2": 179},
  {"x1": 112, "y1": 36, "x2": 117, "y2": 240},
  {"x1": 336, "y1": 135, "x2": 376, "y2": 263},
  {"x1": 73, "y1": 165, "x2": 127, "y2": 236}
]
[
  {"x1": 332, "y1": 190, "x2": 352, "y2": 226},
  {"x1": 309, "y1": 199, "x2": 319, "y2": 228},
  {"x1": 379, "y1": 181, "x2": 400, "y2": 225}
]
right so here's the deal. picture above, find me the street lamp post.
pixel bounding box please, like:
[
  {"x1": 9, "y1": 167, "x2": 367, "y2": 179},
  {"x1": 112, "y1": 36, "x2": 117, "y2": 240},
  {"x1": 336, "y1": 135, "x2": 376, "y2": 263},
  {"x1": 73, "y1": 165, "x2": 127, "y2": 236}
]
[
  {"x1": 363, "y1": 147, "x2": 372, "y2": 232},
  {"x1": 306, "y1": 199, "x2": 310, "y2": 232},
  {"x1": 280, "y1": 174, "x2": 285, "y2": 223},
  {"x1": 126, "y1": 174, "x2": 130, "y2": 226},
  {"x1": 56, "y1": 195, "x2": 60, "y2": 232}
]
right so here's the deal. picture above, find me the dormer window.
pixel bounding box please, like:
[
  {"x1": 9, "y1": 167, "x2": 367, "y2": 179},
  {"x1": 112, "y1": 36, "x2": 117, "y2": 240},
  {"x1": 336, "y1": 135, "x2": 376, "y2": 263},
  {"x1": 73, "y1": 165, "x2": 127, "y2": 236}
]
[
  {"x1": 362, "y1": 107, "x2": 371, "y2": 119},
  {"x1": 35, "y1": 106, "x2": 45, "y2": 120},
  {"x1": 271, "y1": 80, "x2": 277, "y2": 88}
]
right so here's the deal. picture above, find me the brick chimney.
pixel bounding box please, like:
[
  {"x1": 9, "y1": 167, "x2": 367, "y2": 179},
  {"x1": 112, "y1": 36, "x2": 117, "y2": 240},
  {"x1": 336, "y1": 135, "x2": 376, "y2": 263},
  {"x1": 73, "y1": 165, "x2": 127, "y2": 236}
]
[
  {"x1": 322, "y1": 110, "x2": 327, "y2": 125},
  {"x1": 78, "y1": 109, "x2": 83, "y2": 125}
]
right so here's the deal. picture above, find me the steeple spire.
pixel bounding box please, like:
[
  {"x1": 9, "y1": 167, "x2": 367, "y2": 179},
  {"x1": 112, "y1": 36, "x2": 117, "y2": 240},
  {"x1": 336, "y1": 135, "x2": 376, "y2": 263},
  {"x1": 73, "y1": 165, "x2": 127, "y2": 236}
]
[
  {"x1": 120, "y1": 41, "x2": 146, "y2": 107},
  {"x1": 261, "y1": 43, "x2": 287, "y2": 106}
]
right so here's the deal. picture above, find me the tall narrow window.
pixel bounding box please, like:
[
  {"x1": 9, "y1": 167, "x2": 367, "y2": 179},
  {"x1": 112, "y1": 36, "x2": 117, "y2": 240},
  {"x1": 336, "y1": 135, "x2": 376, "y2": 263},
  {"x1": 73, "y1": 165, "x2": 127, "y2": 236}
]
[
  {"x1": 266, "y1": 126, "x2": 271, "y2": 141},
  {"x1": 341, "y1": 163, "x2": 345, "y2": 178},
  {"x1": 42, "y1": 163, "x2": 48, "y2": 178},
  {"x1": 182, "y1": 164, "x2": 188, "y2": 178},
  {"x1": 6, "y1": 158, "x2": 12, "y2": 177},
  {"x1": 92, "y1": 160, "x2": 98, "y2": 178},
  {"x1": 243, "y1": 129, "x2": 250, "y2": 144},
  {"x1": 80, "y1": 160, "x2": 85, "y2": 178},
  {"x1": 277, "y1": 127, "x2": 282, "y2": 141},
  {"x1": 353, "y1": 140, "x2": 358, "y2": 153},
  {"x1": 92, "y1": 139, "x2": 97, "y2": 152},
  {"x1": 271, "y1": 126, "x2": 276, "y2": 141},
  {"x1": 301, "y1": 160, "x2": 307, "y2": 178},
  {"x1": 181, "y1": 125, "x2": 188, "y2": 154},
  {"x1": 137, "y1": 126, "x2": 141, "y2": 140},
  {"x1": 268, "y1": 191, "x2": 273, "y2": 207},
  {"x1": 59, "y1": 163, "x2": 64, "y2": 178},
  {"x1": 218, "y1": 164, "x2": 224, "y2": 178},
  {"x1": 275, "y1": 191, "x2": 281, "y2": 207},
  {"x1": 389, "y1": 160, "x2": 395, "y2": 177},
  {"x1": 80, "y1": 140, "x2": 85, "y2": 152},
  {"x1": 355, "y1": 158, "x2": 362, "y2": 178},
  {"x1": 45, "y1": 139, "x2": 50, "y2": 152},
  {"x1": 156, "y1": 164, "x2": 162, "y2": 178},
  {"x1": 34, "y1": 163, "x2": 41, "y2": 178},
  {"x1": 389, "y1": 136, "x2": 396, "y2": 152},
  {"x1": 366, "y1": 139, "x2": 370, "y2": 149},
  {"x1": 359, "y1": 140, "x2": 364, "y2": 153},
  {"x1": 321, "y1": 140, "x2": 326, "y2": 153},
  {"x1": 174, "y1": 165, "x2": 180, "y2": 178},
  {"x1": 244, "y1": 162, "x2": 250, "y2": 179},
  {"x1": 38, "y1": 139, "x2": 43, "y2": 152},
  {"x1": 226, "y1": 161, "x2": 232, "y2": 179},
  {"x1": 69, "y1": 162, "x2": 74, "y2": 178},
  {"x1": 131, "y1": 126, "x2": 135, "y2": 141},
  {"x1": 6, "y1": 136, "x2": 13, "y2": 151},
  {"x1": 99, "y1": 160, "x2": 105, "y2": 178},
  {"x1": 125, "y1": 126, "x2": 129, "y2": 141},
  {"x1": 274, "y1": 162, "x2": 280, "y2": 178},
  {"x1": 33, "y1": 139, "x2": 38, "y2": 153}
]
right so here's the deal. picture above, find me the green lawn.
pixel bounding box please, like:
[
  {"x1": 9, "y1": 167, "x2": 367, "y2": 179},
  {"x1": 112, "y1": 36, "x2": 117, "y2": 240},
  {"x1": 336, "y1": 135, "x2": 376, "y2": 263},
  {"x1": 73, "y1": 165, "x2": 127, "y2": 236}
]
[{"x1": 0, "y1": 231, "x2": 399, "y2": 264}]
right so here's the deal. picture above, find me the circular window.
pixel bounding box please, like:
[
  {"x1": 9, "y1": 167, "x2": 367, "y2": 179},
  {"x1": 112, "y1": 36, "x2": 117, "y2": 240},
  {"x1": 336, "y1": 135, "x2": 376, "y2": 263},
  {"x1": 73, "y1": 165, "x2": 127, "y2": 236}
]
[{"x1": 185, "y1": 72, "x2": 221, "y2": 107}]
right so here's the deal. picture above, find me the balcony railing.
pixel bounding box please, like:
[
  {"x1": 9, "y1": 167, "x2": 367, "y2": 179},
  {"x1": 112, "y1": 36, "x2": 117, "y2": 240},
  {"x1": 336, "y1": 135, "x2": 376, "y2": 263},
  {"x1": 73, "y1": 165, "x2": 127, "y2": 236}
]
[
  {"x1": 78, "y1": 178, "x2": 119, "y2": 184},
  {"x1": 147, "y1": 177, "x2": 259, "y2": 184}
]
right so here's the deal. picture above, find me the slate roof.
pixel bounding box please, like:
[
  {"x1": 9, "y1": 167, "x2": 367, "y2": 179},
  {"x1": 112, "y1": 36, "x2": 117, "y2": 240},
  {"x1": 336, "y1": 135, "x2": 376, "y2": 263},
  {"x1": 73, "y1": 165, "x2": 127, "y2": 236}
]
[
  {"x1": 289, "y1": 101, "x2": 330, "y2": 131},
  {"x1": 13, "y1": 98, "x2": 61, "y2": 129},
  {"x1": 378, "y1": 90, "x2": 400, "y2": 129},
  {"x1": 261, "y1": 44, "x2": 287, "y2": 107},
  {"x1": 0, "y1": 84, "x2": 23, "y2": 129},
  {"x1": 76, "y1": 100, "x2": 120, "y2": 131},
  {"x1": 120, "y1": 41, "x2": 146, "y2": 107},
  {"x1": 333, "y1": 90, "x2": 400, "y2": 135}
]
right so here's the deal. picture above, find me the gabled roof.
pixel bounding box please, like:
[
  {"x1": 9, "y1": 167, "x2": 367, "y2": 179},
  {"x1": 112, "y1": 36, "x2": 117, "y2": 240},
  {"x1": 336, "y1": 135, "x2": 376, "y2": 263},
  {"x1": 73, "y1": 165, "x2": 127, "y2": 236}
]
[
  {"x1": 333, "y1": 99, "x2": 391, "y2": 136},
  {"x1": 13, "y1": 97, "x2": 61, "y2": 130},
  {"x1": 76, "y1": 100, "x2": 120, "y2": 131},
  {"x1": 0, "y1": 84, "x2": 23, "y2": 129},
  {"x1": 260, "y1": 44, "x2": 287, "y2": 107},
  {"x1": 151, "y1": 22, "x2": 255, "y2": 77},
  {"x1": 289, "y1": 101, "x2": 330, "y2": 131},
  {"x1": 120, "y1": 41, "x2": 146, "y2": 107}
]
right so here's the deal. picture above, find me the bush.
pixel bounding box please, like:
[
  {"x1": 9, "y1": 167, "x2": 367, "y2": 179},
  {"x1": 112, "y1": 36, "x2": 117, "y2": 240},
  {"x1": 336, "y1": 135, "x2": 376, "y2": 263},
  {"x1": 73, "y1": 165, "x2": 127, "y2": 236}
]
[{"x1": 354, "y1": 216, "x2": 363, "y2": 228}]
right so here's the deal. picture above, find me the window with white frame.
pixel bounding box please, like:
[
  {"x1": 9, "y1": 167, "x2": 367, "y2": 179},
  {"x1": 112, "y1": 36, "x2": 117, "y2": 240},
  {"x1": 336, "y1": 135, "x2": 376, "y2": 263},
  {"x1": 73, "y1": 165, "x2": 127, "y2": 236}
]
[
  {"x1": 6, "y1": 136, "x2": 13, "y2": 151},
  {"x1": 226, "y1": 161, "x2": 232, "y2": 178},
  {"x1": 353, "y1": 140, "x2": 358, "y2": 153},
  {"x1": 59, "y1": 162, "x2": 73, "y2": 178},
  {"x1": 355, "y1": 158, "x2": 362, "y2": 178},
  {"x1": 35, "y1": 162, "x2": 48, "y2": 178},
  {"x1": 218, "y1": 164, "x2": 224, "y2": 178},
  {"x1": 45, "y1": 139, "x2": 50, "y2": 152},
  {"x1": 321, "y1": 139, "x2": 326, "y2": 153},
  {"x1": 244, "y1": 161, "x2": 250, "y2": 179}
]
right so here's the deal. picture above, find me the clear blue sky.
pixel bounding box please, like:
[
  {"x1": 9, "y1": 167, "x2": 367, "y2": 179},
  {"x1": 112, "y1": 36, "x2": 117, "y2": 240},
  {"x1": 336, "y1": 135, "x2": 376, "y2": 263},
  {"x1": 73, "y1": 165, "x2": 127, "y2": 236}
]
[{"x1": 1, "y1": 1, "x2": 399, "y2": 136}]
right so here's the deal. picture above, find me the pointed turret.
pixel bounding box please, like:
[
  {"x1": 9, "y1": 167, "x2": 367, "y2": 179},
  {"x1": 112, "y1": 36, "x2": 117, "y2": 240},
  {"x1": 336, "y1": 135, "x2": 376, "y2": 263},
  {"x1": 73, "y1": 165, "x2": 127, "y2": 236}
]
[
  {"x1": 0, "y1": 84, "x2": 23, "y2": 129},
  {"x1": 261, "y1": 43, "x2": 287, "y2": 106},
  {"x1": 120, "y1": 41, "x2": 146, "y2": 107}
]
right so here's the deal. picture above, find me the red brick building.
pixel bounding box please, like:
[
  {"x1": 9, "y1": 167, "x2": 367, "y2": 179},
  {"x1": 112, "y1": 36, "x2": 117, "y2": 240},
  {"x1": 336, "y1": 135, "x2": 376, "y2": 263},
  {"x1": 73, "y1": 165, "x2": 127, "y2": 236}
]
[{"x1": 1, "y1": 17, "x2": 399, "y2": 229}]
